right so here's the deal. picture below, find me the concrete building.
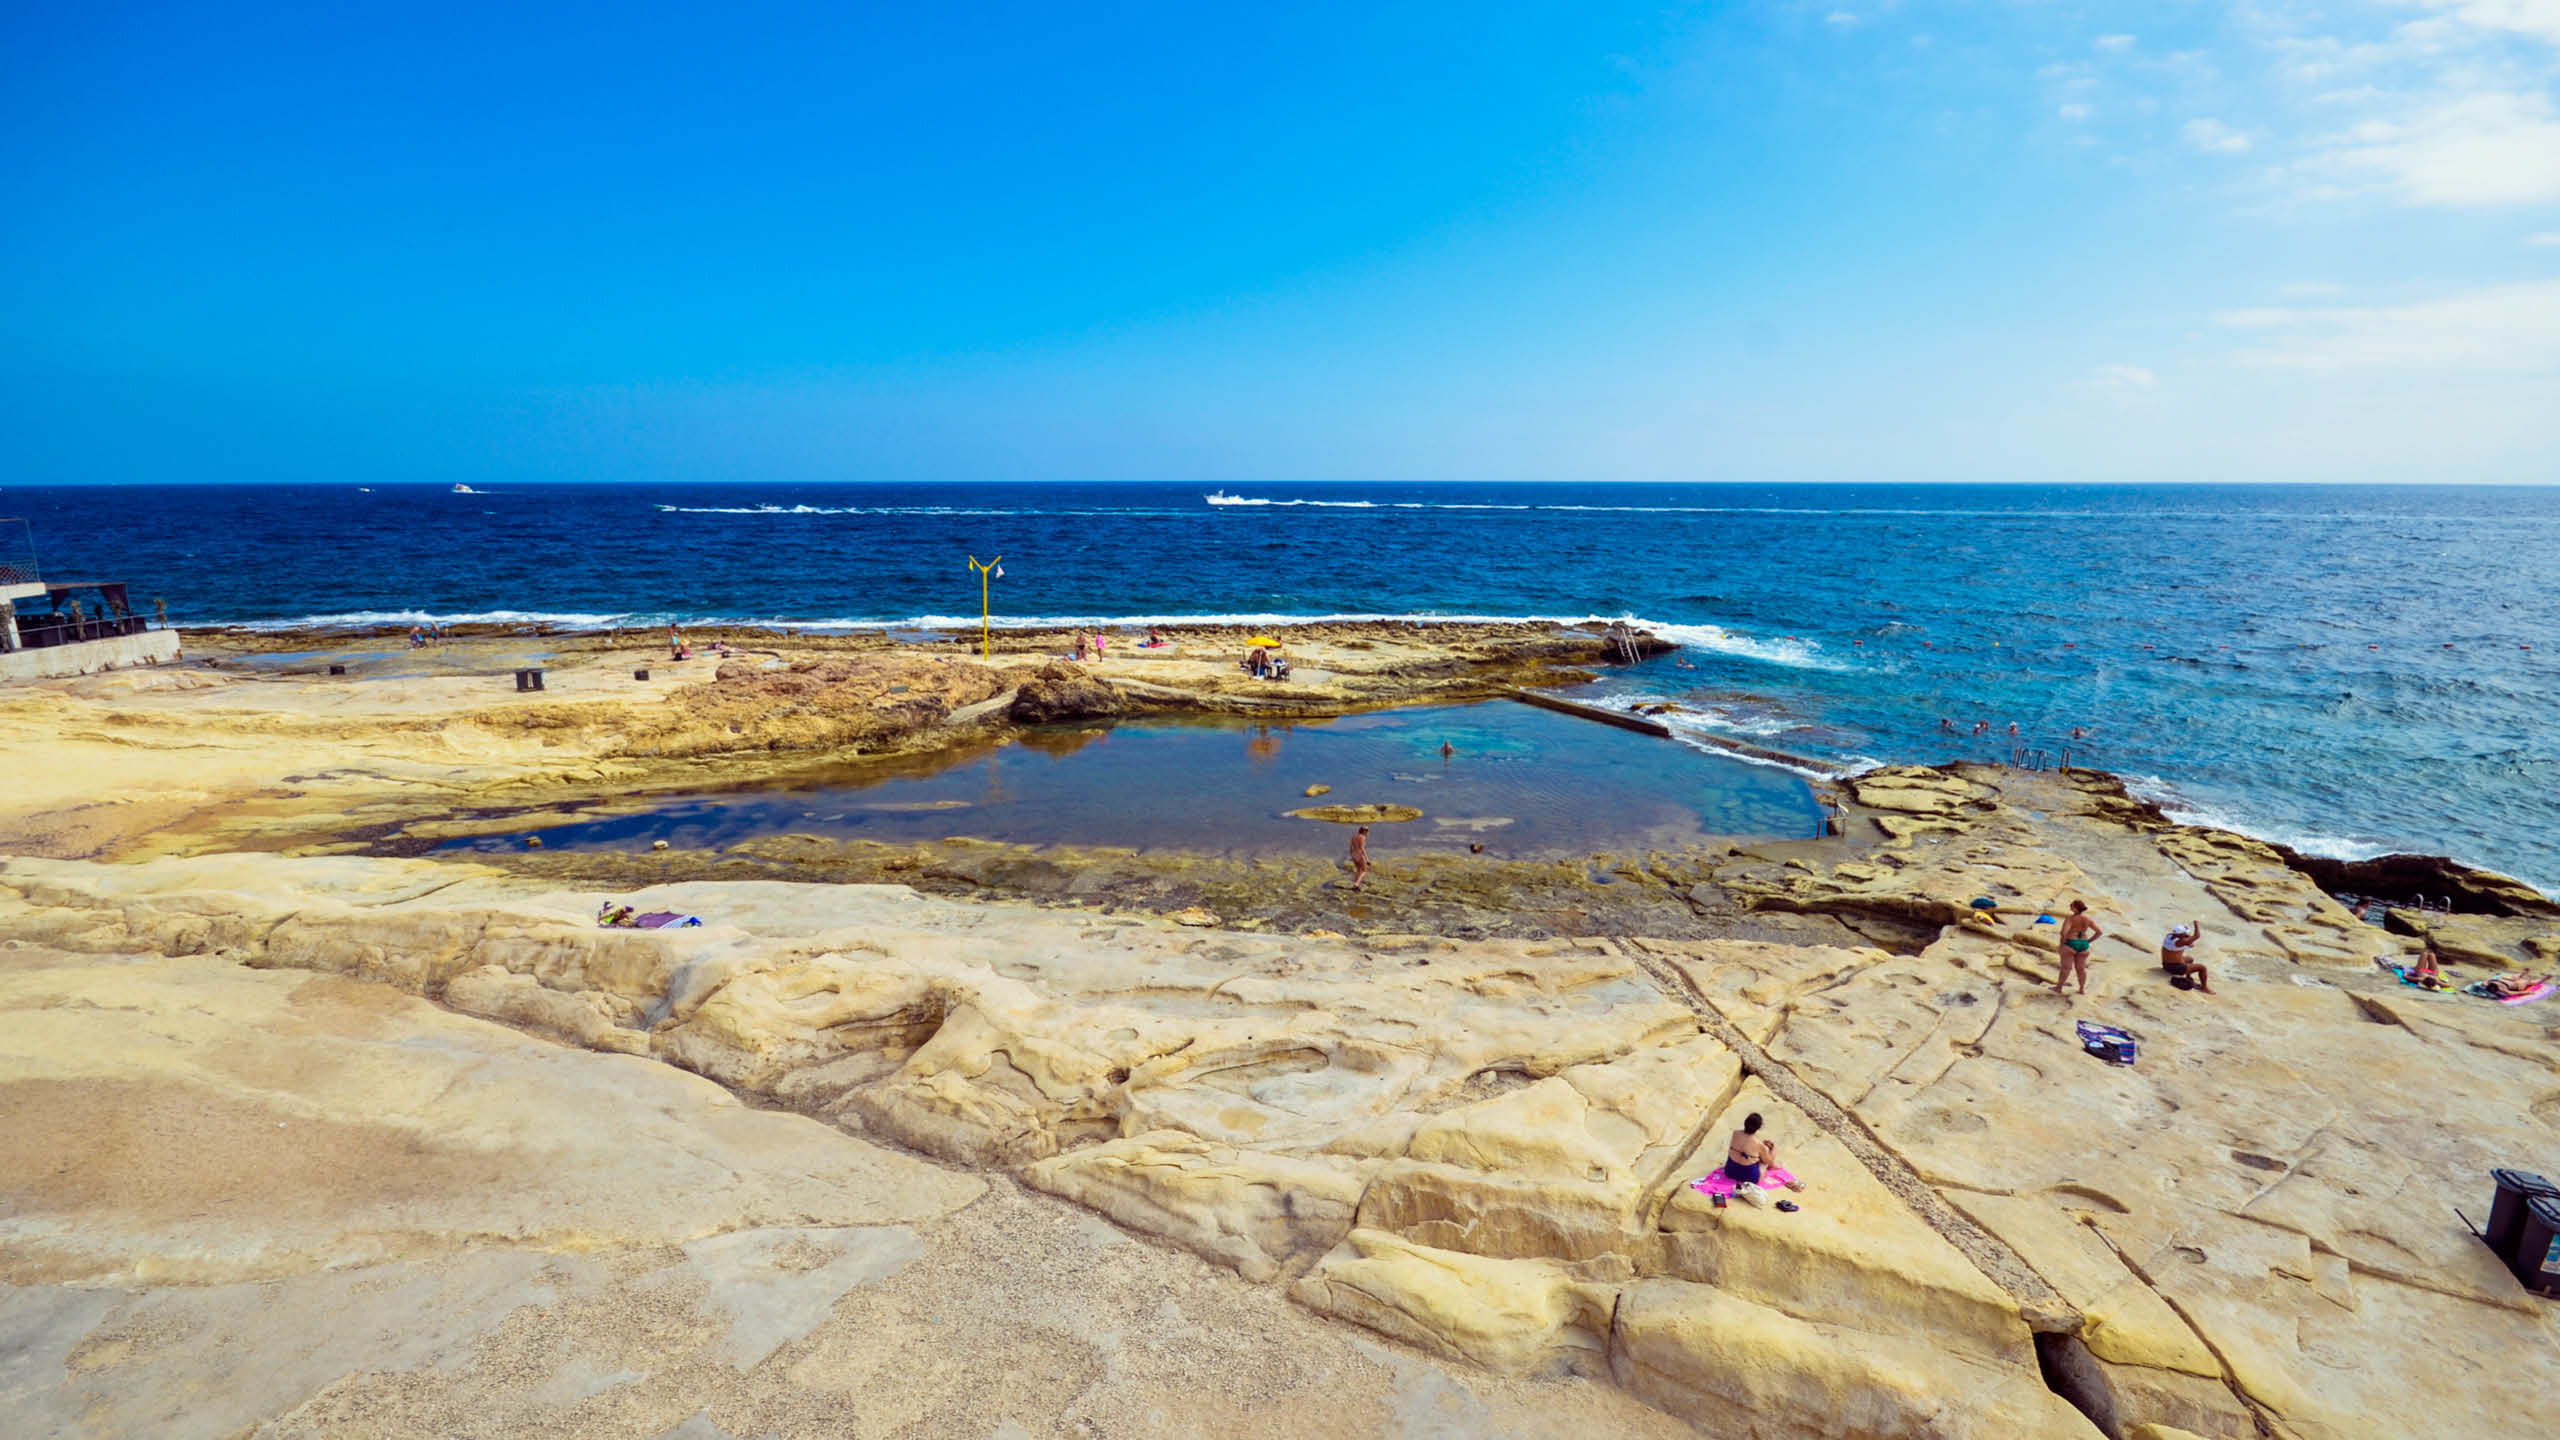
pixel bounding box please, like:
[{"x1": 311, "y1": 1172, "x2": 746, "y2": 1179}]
[{"x1": 0, "y1": 517, "x2": 183, "y2": 682}]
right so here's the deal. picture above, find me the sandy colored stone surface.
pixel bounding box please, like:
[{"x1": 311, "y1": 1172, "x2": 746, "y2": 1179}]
[
  {"x1": 0, "y1": 620, "x2": 1631, "y2": 862},
  {"x1": 0, "y1": 946, "x2": 979, "y2": 1288},
  {"x1": 6, "y1": 749, "x2": 2558, "y2": 1438},
  {"x1": 0, "y1": 945, "x2": 1691, "y2": 1440}
]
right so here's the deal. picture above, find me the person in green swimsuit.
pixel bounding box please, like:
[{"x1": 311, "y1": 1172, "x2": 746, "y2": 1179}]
[{"x1": 2056, "y1": 899, "x2": 2101, "y2": 997}]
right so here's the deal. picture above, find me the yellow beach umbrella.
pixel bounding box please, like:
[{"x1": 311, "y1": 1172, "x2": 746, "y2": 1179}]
[{"x1": 1248, "y1": 635, "x2": 1282, "y2": 648}]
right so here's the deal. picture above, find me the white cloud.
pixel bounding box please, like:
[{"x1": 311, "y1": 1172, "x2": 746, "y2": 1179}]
[
  {"x1": 2315, "y1": 90, "x2": 2560, "y2": 205},
  {"x1": 2218, "y1": 279, "x2": 2560, "y2": 371},
  {"x1": 2531, "y1": 230, "x2": 2560, "y2": 243},
  {"x1": 2095, "y1": 34, "x2": 2137, "y2": 53},
  {"x1": 2414, "y1": 1, "x2": 2560, "y2": 45},
  {"x1": 1826, "y1": 10, "x2": 1857, "y2": 28},
  {"x1": 2093, "y1": 363, "x2": 2159, "y2": 388},
  {"x1": 2060, "y1": 103, "x2": 2094, "y2": 121},
  {"x1": 2184, "y1": 117, "x2": 2253, "y2": 153}
]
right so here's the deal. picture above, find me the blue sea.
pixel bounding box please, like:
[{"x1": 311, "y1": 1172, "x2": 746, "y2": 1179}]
[{"x1": 9, "y1": 481, "x2": 2556, "y2": 890}]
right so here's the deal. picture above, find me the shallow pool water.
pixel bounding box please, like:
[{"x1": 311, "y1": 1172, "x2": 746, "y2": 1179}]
[{"x1": 438, "y1": 698, "x2": 1826, "y2": 859}]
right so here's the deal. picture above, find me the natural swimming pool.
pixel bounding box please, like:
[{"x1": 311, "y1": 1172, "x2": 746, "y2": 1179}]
[{"x1": 435, "y1": 698, "x2": 1827, "y2": 859}]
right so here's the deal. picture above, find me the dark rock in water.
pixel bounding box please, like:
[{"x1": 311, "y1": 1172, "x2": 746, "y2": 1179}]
[
  {"x1": 2276, "y1": 847, "x2": 2560, "y2": 918},
  {"x1": 1009, "y1": 662, "x2": 1125, "y2": 725}
]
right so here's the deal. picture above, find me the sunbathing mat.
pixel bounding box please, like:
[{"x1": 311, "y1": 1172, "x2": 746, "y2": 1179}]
[
  {"x1": 598, "y1": 903, "x2": 704, "y2": 930},
  {"x1": 1688, "y1": 1165, "x2": 1799, "y2": 1199},
  {"x1": 2381, "y1": 962, "x2": 2553, "y2": 1004}
]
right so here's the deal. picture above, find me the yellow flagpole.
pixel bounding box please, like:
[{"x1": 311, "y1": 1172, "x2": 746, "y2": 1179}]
[{"x1": 969, "y1": 556, "x2": 1002, "y2": 660}]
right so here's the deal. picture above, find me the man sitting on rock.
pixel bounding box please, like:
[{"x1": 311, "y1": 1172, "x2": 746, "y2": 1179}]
[{"x1": 2160, "y1": 922, "x2": 2213, "y2": 995}]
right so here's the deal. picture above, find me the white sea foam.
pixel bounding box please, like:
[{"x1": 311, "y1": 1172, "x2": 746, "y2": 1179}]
[
  {"x1": 1637, "y1": 621, "x2": 1846, "y2": 671},
  {"x1": 1191, "y1": 496, "x2": 2560, "y2": 524},
  {"x1": 1648, "y1": 713, "x2": 1847, "y2": 781},
  {"x1": 1204, "y1": 492, "x2": 1377, "y2": 508},
  {"x1": 2119, "y1": 773, "x2": 2393, "y2": 861},
  {"x1": 1679, "y1": 706, "x2": 1798, "y2": 741},
  {"x1": 648, "y1": 494, "x2": 2551, "y2": 526},
  {"x1": 230, "y1": 609, "x2": 630, "y2": 632},
  {"x1": 654, "y1": 503, "x2": 1120, "y2": 517},
  {"x1": 219, "y1": 608, "x2": 1848, "y2": 673}
]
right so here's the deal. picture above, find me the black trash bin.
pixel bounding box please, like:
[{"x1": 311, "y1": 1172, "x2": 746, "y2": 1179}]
[
  {"x1": 2513, "y1": 1194, "x2": 2560, "y2": 1296},
  {"x1": 2487, "y1": 1169, "x2": 2560, "y2": 1261},
  {"x1": 514, "y1": 668, "x2": 544, "y2": 692}
]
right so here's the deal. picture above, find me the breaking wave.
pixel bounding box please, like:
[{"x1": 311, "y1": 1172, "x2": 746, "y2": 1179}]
[
  {"x1": 216, "y1": 608, "x2": 1848, "y2": 672},
  {"x1": 2119, "y1": 774, "x2": 2394, "y2": 864},
  {"x1": 1204, "y1": 493, "x2": 1378, "y2": 508}
]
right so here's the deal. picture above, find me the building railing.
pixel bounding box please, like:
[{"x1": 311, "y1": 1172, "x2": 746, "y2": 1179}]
[{"x1": 11, "y1": 613, "x2": 153, "y2": 650}]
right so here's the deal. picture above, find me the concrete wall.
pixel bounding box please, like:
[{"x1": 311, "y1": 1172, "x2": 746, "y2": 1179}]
[{"x1": 0, "y1": 629, "x2": 183, "y2": 683}]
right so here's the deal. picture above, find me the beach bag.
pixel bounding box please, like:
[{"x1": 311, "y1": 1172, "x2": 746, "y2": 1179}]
[{"x1": 2076, "y1": 1021, "x2": 2137, "y2": 1066}]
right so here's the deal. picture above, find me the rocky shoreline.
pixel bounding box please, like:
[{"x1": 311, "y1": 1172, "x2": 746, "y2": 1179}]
[{"x1": 4, "y1": 619, "x2": 2556, "y2": 1439}]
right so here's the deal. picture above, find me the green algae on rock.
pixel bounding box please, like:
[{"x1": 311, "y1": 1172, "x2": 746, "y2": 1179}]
[{"x1": 1286, "y1": 803, "x2": 1425, "y2": 824}]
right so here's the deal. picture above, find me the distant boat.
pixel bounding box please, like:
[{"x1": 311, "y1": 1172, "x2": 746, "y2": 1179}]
[
  {"x1": 452, "y1": 484, "x2": 476, "y2": 494},
  {"x1": 1205, "y1": 491, "x2": 1252, "y2": 506}
]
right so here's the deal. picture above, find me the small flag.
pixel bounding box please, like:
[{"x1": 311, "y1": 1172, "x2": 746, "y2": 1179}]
[{"x1": 993, "y1": 565, "x2": 1004, "y2": 578}]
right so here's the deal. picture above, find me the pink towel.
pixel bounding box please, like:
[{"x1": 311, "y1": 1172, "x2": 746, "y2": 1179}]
[{"x1": 1689, "y1": 1165, "x2": 1798, "y2": 1198}]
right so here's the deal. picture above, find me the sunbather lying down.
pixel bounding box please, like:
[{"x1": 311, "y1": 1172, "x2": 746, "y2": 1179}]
[{"x1": 2484, "y1": 972, "x2": 2554, "y2": 998}]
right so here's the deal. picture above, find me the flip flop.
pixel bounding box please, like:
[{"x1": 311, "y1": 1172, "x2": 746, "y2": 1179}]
[{"x1": 1776, "y1": 1200, "x2": 1800, "y2": 1213}]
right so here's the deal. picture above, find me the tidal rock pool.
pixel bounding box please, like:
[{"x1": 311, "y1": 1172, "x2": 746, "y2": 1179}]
[{"x1": 436, "y1": 699, "x2": 1826, "y2": 859}]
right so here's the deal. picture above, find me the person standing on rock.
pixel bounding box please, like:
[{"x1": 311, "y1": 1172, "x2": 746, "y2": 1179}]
[
  {"x1": 1348, "y1": 825, "x2": 1371, "y2": 891},
  {"x1": 2056, "y1": 900, "x2": 2101, "y2": 997}
]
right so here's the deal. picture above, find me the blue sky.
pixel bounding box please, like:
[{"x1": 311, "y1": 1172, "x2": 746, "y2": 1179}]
[{"x1": 5, "y1": 1, "x2": 2558, "y2": 485}]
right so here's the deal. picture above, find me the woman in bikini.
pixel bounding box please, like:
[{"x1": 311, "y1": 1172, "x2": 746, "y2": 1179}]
[
  {"x1": 2056, "y1": 899, "x2": 2101, "y2": 997},
  {"x1": 1722, "y1": 1113, "x2": 1807, "y2": 1206}
]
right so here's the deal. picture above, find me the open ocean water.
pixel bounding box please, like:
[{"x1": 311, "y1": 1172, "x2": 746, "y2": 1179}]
[{"x1": 8, "y1": 481, "x2": 2556, "y2": 890}]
